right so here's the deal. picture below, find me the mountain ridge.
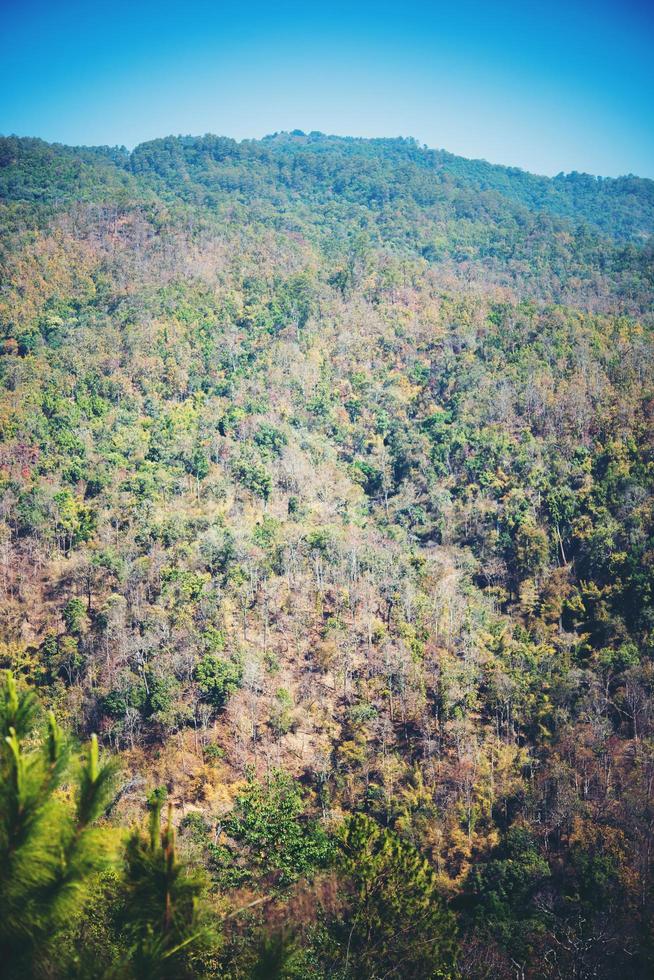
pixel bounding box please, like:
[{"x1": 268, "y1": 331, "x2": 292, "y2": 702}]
[{"x1": 2, "y1": 131, "x2": 654, "y2": 243}]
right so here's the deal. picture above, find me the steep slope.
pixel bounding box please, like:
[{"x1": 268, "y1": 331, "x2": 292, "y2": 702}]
[{"x1": 0, "y1": 132, "x2": 653, "y2": 978}]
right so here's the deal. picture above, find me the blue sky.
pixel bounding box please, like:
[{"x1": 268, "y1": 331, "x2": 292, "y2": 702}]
[{"x1": 1, "y1": 0, "x2": 653, "y2": 177}]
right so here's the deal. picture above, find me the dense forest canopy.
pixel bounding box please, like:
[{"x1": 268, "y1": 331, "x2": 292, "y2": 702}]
[{"x1": 0, "y1": 131, "x2": 653, "y2": 978}]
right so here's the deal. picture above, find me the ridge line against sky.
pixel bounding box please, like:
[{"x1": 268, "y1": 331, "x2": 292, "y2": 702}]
[
  {"x1": 1, "y1": 0, "x2": 653, "y2": 179},
  {"x1": 6, "y1": 130, "x2": 654, "y2": 184}
]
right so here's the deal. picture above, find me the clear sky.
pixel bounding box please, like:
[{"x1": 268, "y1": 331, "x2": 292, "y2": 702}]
[{"x1": 1, "y1": 0, "x2": 653, "y2": 178}]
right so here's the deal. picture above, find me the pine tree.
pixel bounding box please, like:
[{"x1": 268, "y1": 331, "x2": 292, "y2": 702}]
[
  {"x1": 119, "y1": 786, "x2": 218, "y2": 979},
  {"x1": 335, "y1": 813, "x2": 458, "y2": 979},
  {"x1": 0, "y1": 670, "x2": 119, "y2": 978}
]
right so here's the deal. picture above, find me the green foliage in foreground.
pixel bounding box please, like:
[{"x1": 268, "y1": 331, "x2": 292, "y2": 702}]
[
  {"x1": 120, "y1": 788, "x2": 219, "y2": 979},
  {"x1": 0, "y1": 672, "x2": 217, "y2": 979},
  {"x1": 0, "y1": 672, "x2": 118, "y2": 976}
]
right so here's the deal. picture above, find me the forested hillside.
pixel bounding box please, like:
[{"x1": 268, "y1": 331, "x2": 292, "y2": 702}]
[{"x1": 1, "y1": 132, "x2": 653, "y2": 978}]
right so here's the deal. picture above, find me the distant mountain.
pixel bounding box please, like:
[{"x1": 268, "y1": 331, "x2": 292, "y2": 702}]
[
  {"x1": 2, "y1": 132, "x2": 654, "y2": 242},
  {"x1": 2, "y1": 132, "x2": 653, "y2": 316},
  {"x1": 129, "y1": 131, "x2": 654, "y2": 242}
]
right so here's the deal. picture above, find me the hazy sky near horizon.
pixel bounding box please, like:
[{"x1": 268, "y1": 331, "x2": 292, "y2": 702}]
[{"x1": 1, "y1": 0, "x2": 653, "y2": 178}]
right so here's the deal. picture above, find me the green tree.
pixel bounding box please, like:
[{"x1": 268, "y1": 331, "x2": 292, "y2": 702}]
[
  {"x1": 119, "y1": 787, "x2": 218, "y2": 979},
  {"x1": 195, "y1": 654, "x2": 243, "y2": 709},
  {"x1": 220, "y1": 769, "x2": 333, "y2": 887},
  {"x1": 466, "y1": 826, "x2": 550, "y2": 958},
  {"x1": 0, "y1": 671, "x2": 118, "y2": 979},
  {"x1": 63, "y1": 597, "x2": 87, "y2": 635},
  {"x1": 334, "y1": 813, "x2": 458, "y2": 979}
]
